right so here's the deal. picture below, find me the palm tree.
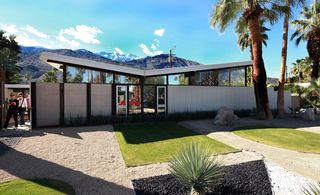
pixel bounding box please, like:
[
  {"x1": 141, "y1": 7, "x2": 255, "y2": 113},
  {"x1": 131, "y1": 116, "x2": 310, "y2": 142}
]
[
  {"x1": 236, "y1": 19, "x2": 270, "y2": 60},
  {"x1": 277, "y1": 0, "x2": 305, "y2": 118},
  {"x1": 291, "y1": 57, "x2": 312, "y2": 82},
  {"x1": 211, "y1": 0, "x2": 289, "y2": 119},
  {"x1": 42, "y1": 69, "x2": 58, "y2": 83},
  {"x1": 291, "y1": 0, "x2": 320, "y2": 80}
]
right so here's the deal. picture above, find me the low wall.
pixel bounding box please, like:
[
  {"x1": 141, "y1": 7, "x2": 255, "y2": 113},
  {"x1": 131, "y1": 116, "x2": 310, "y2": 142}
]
[
  {"x1": 167, "y1": 86, "x2": 291, "y2": 113},
  {"x1": 35, "y1": 83, "x2": 60, "y2": 127},
  {"x1": 32, "y1": 83, "x2": 112, "y2": 128}
]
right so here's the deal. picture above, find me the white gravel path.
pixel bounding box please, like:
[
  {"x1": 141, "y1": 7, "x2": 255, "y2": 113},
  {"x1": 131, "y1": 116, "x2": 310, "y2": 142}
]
[
  {"x1": 0, "y1": 125, "x2": 134, "y2": 195},
  {"x1": 265, "y1": 160, "x2": 318, "y2": 195}
]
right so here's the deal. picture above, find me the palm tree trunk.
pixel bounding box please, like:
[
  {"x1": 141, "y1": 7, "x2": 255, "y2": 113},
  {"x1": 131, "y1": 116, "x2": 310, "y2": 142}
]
[
  {"x1": 277, "y1": 15, "x2": 289, "y2": 118},
  {"x1": 311, "y1": 57, "x2": 319, "y2": 80},
  {"x1": 246, "y1": 10, "x2": 273, "y2": 119}
]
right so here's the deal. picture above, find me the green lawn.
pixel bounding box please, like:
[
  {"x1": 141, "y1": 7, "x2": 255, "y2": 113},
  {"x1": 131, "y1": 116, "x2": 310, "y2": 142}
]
[
  {"x1": 233, "y1": 127, "x2": 320, "y2": 153},
  {"x1": 114, "y1": 122, "x2": 237, "y2": 166},
  {"x1": 0, "y1": 179, "x2": 75, "y2": 195}
]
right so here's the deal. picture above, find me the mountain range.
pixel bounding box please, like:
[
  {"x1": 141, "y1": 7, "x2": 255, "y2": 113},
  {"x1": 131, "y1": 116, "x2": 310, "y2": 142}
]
[{"x1": 17, "y1": 46, "x2": 202, "y2": 81}]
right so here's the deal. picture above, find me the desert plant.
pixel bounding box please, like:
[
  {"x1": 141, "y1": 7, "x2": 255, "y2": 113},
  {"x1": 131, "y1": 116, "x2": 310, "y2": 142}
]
[
  {"x1": 169, "y1": 143, "x2": 222, "y2": 195},
  {"x1": 303, "y1": 182, "x2": 320, "y2": 195}
]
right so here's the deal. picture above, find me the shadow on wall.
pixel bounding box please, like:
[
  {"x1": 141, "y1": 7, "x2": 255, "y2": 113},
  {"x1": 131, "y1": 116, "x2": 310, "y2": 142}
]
[{"x1": 0, "y1": 142, "x2": 133, "y2": 195}]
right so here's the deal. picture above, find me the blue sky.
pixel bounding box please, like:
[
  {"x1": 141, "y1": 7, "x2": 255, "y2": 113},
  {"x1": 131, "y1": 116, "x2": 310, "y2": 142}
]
[{"x1": 0, "y1": 0, "x2": 311, "y2": 77}]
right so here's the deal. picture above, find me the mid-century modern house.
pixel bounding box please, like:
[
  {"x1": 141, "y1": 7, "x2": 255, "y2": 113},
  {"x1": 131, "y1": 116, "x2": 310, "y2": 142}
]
[{"x1": 31, "y1": 52, "x2": 291, "y2": 128}]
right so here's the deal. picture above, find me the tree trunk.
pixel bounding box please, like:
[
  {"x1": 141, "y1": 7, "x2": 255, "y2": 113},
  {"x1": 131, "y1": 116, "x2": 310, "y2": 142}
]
[
  {"x1": 245, "y1": 8, "x2": 273, "y2": 119},
  {"x1": 311, "y1": 57, "x2": 319, "y2": 80},
  {"x1": 277, "y1": 15, "x2": 289, "y2": 118}
]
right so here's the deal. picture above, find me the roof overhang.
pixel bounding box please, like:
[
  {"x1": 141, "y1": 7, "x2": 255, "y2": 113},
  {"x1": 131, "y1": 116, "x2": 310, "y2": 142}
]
[{"x1": 40, "y1": 52, "x2": 252, "y2": 77}]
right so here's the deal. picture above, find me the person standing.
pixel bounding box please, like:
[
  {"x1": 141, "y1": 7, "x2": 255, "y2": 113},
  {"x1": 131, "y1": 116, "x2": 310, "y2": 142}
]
[
  {"x1": 4, "y1": 93, "x2": 19, "y2": 129},
  {"x1": 17, "y1": 92, "x2": 27, "y2": 126},
  {"x1": 25, "y1": 92, "x2": 31, "y2": 121}
]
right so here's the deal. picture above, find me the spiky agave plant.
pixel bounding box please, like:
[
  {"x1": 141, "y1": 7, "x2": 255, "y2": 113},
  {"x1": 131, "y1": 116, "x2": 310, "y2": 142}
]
[
  {"x1": 303, "y1": 182, "x2": 320, "y2": 195},
  {"x1": 169, "y1": 142, "x2": 222, "y2": 195}
]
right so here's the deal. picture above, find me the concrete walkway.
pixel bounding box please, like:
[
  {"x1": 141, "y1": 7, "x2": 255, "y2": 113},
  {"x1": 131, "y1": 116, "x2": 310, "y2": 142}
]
[
  {"x1": 180, "y1": 118, "x2": 320, "y2": 181},
  {"x1": 0, "y1": 125, "x2": 134, "y2": 195}
]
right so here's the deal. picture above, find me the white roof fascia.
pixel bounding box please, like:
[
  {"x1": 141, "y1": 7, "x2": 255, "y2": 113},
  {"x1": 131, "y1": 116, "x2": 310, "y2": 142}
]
[
  {"x1": 41, "y1": 52, "x2": 252, "y2": 77},
  {"x1": 40, "y1": 52, "x2": 145, "y2": 76},
  {"x1": 144, "y1": 61, "x2": 252, "y2": 76},
  {"x1": 5, "y1": 84, "x2": 30, "y2": 89}
]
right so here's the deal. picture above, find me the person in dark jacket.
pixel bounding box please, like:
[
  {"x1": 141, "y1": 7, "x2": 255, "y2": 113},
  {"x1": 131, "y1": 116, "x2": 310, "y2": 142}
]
[{"x1": 4, "y1": 92, "x2": 19, "y2": 129}]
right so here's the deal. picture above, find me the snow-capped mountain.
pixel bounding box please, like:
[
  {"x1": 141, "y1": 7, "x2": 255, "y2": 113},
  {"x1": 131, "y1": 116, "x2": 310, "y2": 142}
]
[{"x1": 97, "y1": 51, "x2": 140, "y2": 62}]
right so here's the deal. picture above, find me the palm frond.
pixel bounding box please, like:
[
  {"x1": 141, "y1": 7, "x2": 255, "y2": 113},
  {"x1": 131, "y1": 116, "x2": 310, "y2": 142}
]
[{"x1": 303, "y1": 182, "x2": 320, "y2": 195}]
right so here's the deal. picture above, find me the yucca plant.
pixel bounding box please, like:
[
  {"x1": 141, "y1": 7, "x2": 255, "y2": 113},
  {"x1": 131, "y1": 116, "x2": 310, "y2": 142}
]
[
  {"x1": 303, "y1": 182, "x2": 320, "y2": 195},
  {"x1": 169, "y1": 143, "x2": 222, "y2": 195}
]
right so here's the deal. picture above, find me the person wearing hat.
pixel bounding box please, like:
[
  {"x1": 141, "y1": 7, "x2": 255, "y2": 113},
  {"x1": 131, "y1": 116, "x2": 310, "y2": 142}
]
[{"x1": 4, "y1": 92, "x2": 19, "y2": 129}]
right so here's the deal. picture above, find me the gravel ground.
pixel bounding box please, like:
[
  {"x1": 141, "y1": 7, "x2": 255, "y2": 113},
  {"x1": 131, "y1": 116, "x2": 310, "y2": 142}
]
[
  {"x1": 132, "y1": 160, "x2": 272, "y2": 195},
  {"x1": 0, "y1": 130, "x2": 24, "y2": 156},
  {"x1": 0, "y1": 125, "x2": 134, "y2": 195},
  {"x1": 180, "y1": 119, "x2": 320, "y2": 181},
  {"x1": 265, "y1": 160, "x2": 318, "y2": 195},
  {"x1": 127, "y1": 150, "x2": 261, "y2": 180}
]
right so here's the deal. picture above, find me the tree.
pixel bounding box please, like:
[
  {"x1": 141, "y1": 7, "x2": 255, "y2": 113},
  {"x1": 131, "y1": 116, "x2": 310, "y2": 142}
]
[
  {"x1": 211, "y1": 0, "x2": 289, "y2": 119},
  {"x1": 42, "y1": 69, "x2": 58, "y2": 83},
  {"x1": 236, "y1": 19, "x2": 270, "y2": 60},
  {"x1": 291, "y1": 0, "x2": 320, "y2": 80},
  {"x1": 291, "y1": 57, "x2": 312, "y2": 82},
  {"x1": 0, "y1": 30, "x2": 21, "y2": 83},
  {"x1": 277, "y1": 0, "x2": 305, "y2": 118}
]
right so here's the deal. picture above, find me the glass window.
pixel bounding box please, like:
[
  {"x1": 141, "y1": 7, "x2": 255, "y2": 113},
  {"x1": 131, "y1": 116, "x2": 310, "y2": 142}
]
[
  {"x1": 143, "y1": 86, "x2": 155, "y2": 114},
  {"x1": 105, "y1": 73, "x2": 113, "y2": 83},
  {"x1": 117, "y1": 86, "x2": 127, "y2": 116},
  {"x1": 144, "y1": 76, "x2": 167, "y2": 84},
  {"x1": 200, "y1": 70, "x2": 219, "y2": 86},
  {"x1": 115, "y1": 74, "x2": 140, "y2": 84},
  {"x1": 66, "y1": 65, "x2": 113, "y2": 84},
  {"x1": 168, "y1": 74, "x2": 189, "y2": 85},
  {"x1": 129, "y1": 85, "x2": 142, "y2": 115},
  {"x1": 230, "y1": 67, "x2": 245, "y2": 86},
  {"x1": 218, "y1": 69, "x2": 230, "y2": 86},
  {"x1": 66, "y1": 66, "x2": 87, "y2": 83},
  {"x1": 246, "y1": 66, "x2": 253, "y2": 86}
]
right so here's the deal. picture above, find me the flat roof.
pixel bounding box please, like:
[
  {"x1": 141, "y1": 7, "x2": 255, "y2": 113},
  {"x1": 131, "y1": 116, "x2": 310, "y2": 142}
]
[
  {"x1": 40, "y1": 52, "x2": 252, "y2": 77},
  {"x1": 5, "y1": 84, "x2": 30, "y2": 89}
]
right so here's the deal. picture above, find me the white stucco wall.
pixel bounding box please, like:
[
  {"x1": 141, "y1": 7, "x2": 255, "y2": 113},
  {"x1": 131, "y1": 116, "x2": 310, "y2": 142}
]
[
  {"x1": 36, "y1": 83, "x2": 60, "y2": 127},
  {"x1": 167, "y1": 86, "x2": 291, "y2": 113},
  {"x1": 91, "y1": 84, "x2": 112, "y2": 116},
  {"x1": 64, "y1": 83, "x2": 87, "y2": 122}
]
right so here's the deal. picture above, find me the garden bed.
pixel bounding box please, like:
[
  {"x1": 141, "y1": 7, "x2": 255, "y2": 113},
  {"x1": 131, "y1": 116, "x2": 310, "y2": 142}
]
[{"x1": 132, "y1": 160, "x2": 272, "y2": 195}]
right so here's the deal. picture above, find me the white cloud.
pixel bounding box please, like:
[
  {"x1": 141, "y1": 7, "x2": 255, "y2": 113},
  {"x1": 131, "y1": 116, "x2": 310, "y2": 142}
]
[
  {"x1": 56, "y1": 30, "x2": 80, "y2": 49},
  {"x1": 23, "y1": 25, "x2": 49, "y2": 39},
  {"x1": 139, "y1": 43, "x2": 163, "y2": 56},
  {"x1": 59, "y1": 25, "x2": 102, "y2": 44},
  {"x1": 154, "y1": 38, "x2": 160, "y2": 47},
  {"x1": 114, "y1": 48, "x2": 124, "y2": 55},
  {"x1": 154, "y1": 28, "x2": 165, "y2": 37},
  {"x1": 0, "y1": 23, "x2": 103, "y2": 49},
  {"x1": 0, "y1": 24, "x2": 18, "y2": 34},
  {"x1": 151, "y1": 44, "x2": 157, "y2": 50}
]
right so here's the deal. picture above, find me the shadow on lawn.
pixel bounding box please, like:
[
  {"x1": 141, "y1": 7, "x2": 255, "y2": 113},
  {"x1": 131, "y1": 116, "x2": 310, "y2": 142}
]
[
  {"x1": 0, "y1": 142, "x2": 133, "y2": 195},
  {"x1": 114, "y1": 122, "x2": 200, "y2": 144}
]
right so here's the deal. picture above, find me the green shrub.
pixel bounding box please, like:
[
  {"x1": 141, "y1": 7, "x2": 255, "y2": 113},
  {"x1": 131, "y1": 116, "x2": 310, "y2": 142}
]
[{"x1": 169, "y1": 142, "x2": 222, "y2": 195}]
